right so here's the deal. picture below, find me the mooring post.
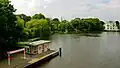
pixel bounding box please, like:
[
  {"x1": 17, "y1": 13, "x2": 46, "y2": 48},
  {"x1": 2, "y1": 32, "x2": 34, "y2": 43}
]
[
  {"x1": 24, "y1": 48, "x2": 26, "y2": 59},
  {"x1": 8, "y1": 53, "x2": 11, "y2": 65},
  {"x1": 59, "y1": 46, "x2": 62, "y2": 57}
]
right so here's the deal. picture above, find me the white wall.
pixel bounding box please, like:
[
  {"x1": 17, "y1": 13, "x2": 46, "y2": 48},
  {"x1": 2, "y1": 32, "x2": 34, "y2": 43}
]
[{"x1": 38, "y1": 45, "x2": 43, "y2": 54}]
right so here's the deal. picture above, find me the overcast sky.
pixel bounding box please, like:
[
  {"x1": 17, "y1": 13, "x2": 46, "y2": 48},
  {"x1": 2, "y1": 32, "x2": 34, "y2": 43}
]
[{"x1": 10, "y1": 0, "x2": 120, "y2": 21}]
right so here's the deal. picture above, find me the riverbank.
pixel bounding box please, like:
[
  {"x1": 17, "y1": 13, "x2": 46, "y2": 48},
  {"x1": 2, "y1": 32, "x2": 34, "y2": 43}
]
[
  {"x1": 104, "y1": 30, "x2": 120, "y2": 32},
  {"x1": 0, "y1": 50, "x2": 58, "y2": 68},
  {"x1": 51, "y1": 31, "x2": 103, "y2": 34}
]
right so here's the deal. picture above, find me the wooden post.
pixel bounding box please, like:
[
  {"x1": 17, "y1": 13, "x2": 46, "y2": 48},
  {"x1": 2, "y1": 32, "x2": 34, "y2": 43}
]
[
  {"x1": 24, "y1": 48, "x2": 26, "y2": 59},
  {"x1": 59, "y1": 47, "x2": 62, "y2": 57},
  {"x1": 7, "y1": 48, "x2": 26, "y2": 65},
  {"x1": 8, "y1": 53, "x2": 10, "y2": 65}
]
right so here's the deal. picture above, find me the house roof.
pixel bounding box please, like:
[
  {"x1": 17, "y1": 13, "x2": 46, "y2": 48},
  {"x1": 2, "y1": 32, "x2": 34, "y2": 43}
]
[
  {"x1": 29, "y1": 40, "x2": 51, "y2": 46},
  {"x1": 18, "y1": 40, "x2": 51, "y2": 47}
]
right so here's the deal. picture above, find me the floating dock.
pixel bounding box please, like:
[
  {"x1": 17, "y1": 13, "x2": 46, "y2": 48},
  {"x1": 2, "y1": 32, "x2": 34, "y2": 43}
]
[{"x1": 24, "y1": 50, "x2": 59, "y2": 68}]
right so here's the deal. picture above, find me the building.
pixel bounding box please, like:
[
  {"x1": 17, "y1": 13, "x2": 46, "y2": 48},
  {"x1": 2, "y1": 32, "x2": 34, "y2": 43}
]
[
  {"x1": 104, "y1": 21, "x2": 119, "y2": 31},
  {"x1": 20, "y1": 40, "x2": 51, "y2": 55}
]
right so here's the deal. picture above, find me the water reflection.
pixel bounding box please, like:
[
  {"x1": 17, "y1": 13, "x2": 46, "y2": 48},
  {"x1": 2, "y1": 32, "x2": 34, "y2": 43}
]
[{"x1": 84, "y1": 34, "x2": 100, "y2": 37}]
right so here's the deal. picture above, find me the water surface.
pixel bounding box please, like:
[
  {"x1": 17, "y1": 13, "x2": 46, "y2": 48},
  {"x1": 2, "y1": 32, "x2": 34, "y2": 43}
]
[{"x1": 38, "y1": 32, "x2": 120, "y2": 68}]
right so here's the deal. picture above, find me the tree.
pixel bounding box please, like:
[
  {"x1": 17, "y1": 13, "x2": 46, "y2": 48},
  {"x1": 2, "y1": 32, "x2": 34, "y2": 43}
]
[
  {"x1": 26, "y1": 19, "x2": 50, "y2": 38},
  {"x1": 0, "y1": 0, "x2": 23, "y2": 60},
  {"x1": 32, "y1": 13, "x2": 45, "y2": 19},
  {"x1": 16, "y1": 16, "x2": 28, "y2": 40},
  {"x1": 69, "y1": 18, "x2": 104, "y2": 32},
  {"x1": 61, "y1": 20, "x2": 69, "y2": 23},
  {"x1": 16, "y1": 16, "x2": 25, "y2": 29},
  {"x1": 116, "y1": 21, "x2": 119, "y2": 25},
  {"x1": 17, "y1": 14, "x2": 31, "y2": 22},
  {"x1": 46, "y1": 18, "x2": 52, "y2": 25},
  {"x1": 100, "y1": 21, "x2": 105, "y2": 25},
  {"x1": 52, "y1": 18, "x2": 60, "y2": 22},
  {"x1": 115, "y1": 21, "x2": 120, "y2": 29},
  {"x1": 70, "y1": 18, "x2": 80, "y2": 32},
  {"x1": 50, "y1": 18, "x2": 60, "y2": 32},
  {"x1": 58, "y1": 23, "x2": 65, "y2": 32}
]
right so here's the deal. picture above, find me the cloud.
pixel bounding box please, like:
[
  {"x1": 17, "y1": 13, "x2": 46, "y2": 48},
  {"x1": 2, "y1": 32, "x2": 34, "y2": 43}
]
[{"x1": 10, "y1": 0, "x2": 120, "y2": 21}]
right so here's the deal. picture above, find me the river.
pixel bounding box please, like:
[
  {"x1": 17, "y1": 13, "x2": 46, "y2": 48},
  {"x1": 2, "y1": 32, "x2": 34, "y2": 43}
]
[{"x1": 38, "y1": 32, "x2": 120, "y2": 68}]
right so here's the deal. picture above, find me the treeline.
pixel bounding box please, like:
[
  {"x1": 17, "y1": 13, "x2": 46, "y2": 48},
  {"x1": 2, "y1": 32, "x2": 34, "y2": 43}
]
[
  {"x1": 16, "y1": 13, "x2": 105, "y2": 40},
  {"x1": 0, "y1": 0, "x2": 105, "y2": 60}
]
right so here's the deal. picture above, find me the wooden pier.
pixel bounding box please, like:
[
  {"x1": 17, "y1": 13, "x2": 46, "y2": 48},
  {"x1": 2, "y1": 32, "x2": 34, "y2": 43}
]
[{"x1": 24, "y1": 50, "x2": 59, "y2": 68}]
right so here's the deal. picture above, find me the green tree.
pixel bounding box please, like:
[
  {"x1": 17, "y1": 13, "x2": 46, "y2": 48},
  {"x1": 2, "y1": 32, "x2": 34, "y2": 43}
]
[
  {"x1": 0, "y1": 0, "x2": 23, "y2": 59},
  {"x1": 26, "y1": 19, "x2": 50, "y2": 39},
  {"x1": 70, "y1": 18, "x2": 80, "y2": 32},
  {"x1": 16, "y1": 16, "x2": 28, "y2": 40},
  {"x1": 69, "y1": 18, "x2": 104, "y2": 32},
  {"x1": 61, "y1": 20, "x2": 69, "y2": 23},
  {"x1": 32, "y1": 13, "x2": 45, "y2": 19},
  {"x1": 115, "y1": 21, "x2": 120, "y2": 29},
  {"x1": 17, "y1": 14, "x2": 31, "y2": 22},
  {"x1": 16, "y1": 16, "x2": 25, "y2": 28},
  {"x1": 50, "y1": 18, "x2": 60, "y2": 32},
  {"x1": 52, "y1": 18, "x2": 60, "y2": 22},
  {"x1": 100, "y1": 21, "x2": 105, "y2": 25}
]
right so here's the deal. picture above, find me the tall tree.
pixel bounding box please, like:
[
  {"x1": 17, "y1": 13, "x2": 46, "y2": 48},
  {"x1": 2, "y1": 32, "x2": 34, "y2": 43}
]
[
  {"x1": 32, "y1": 13, "x2": 45, "y2": 19},
  {"x1": 17, "y1": 14, "x2": 31, "y2": 22},
  {"x1": 115, "y1": 21, "x2": 120, "y2": 29},
  {"x1": 52, "y1": 18, "x2": 60, "y2": 22},
  {"x1": 0, "y1": 0, "x2": 23, "y2": 60},
  {"x1": 100, "y1": 21, "x2": 105, "y2": 25},
  {"x1": 26, "y1": 19, "x2": 50, "y2": 38}
]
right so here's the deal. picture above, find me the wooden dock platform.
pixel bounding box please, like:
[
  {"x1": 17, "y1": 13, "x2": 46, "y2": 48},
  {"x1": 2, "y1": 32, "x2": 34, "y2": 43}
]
[
  {"x1": 24, "y1": 50, "x2": 59, "y2": 68},
  {"x1": 0, "y1": 50, "x2": 59, "y2": 68}
]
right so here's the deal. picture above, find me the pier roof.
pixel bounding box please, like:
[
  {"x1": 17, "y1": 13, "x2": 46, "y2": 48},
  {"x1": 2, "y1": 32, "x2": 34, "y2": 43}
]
[{"x1": 18, "y1": 40, "x2": 51, "y2": 47}]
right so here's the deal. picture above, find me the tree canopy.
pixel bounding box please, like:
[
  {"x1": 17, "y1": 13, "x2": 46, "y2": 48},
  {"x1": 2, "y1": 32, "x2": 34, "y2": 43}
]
[
  {"x1": 32, "y1": 13, "x2": 45, "y2": 19},
  {"x1": 0, "y1": 0, "x2": 24, "y2": 59},
  {"x1": 17, "y1": 14, "x2": 31, "y2": 22},
  {"x1": 26, "y1": 19, "x2": 50, "y2": 39}
]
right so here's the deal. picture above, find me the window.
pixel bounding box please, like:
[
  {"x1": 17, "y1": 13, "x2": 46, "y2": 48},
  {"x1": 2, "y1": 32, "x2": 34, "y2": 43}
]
[
  {"x1": 44, "y1": 44, "x2": 47, "y2": 48},
  {"x1": 107, "y1": 25, "x2": 109, "y2": 29},
  {"x1": 39, "y1": 47, "x2": 41, "y2": 50}
]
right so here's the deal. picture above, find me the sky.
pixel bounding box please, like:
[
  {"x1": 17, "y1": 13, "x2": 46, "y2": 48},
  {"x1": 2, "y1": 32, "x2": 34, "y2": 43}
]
[{"x1": 10, "y1": 0, "x2": 120, "y2": 21}]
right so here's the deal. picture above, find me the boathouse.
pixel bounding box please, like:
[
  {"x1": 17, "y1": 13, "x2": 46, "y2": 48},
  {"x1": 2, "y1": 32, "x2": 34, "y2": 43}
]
[
  {"x1": 29, "y1": 40, "x2": 50, "y2": 54},
  {"x1": 19, "y1": 40, "x2": 51, "y2": 55}
]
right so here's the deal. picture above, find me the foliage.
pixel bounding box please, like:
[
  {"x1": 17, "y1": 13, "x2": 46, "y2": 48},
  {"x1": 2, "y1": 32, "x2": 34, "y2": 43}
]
[
  {"x1": 17, "y1": 14, "x2": 31, "y2": 22},
  {"x1": 0, "y1": 0, "x2": 25, "y2": 59},
  {"x1": 26, "y1": 19, "x2": 50, "y2": 39},
  {"x1": 0, "y1": 0, "x2": 21, "y2": 48},
  {"x1": 50, "y1": 18, "x2": 61, "y2": 32},
  {"x1": 16, "y1": 16, "x2": 25, "y2": 29},
  {"x1": 32, "y1": 13, "x2": 45, "y2": 19},
  {"x1": 115, "y1": 21, "x2": 120, "y2": 29},
  {"x1": 16, "y1": 16, "x2": 28, "y2": 41},
  {"x1": 49, "y1": 17, "x2": 105, "y2": 33},
  {"x1": 52, "y1": 18, "x2": 60, "y2": 22}
]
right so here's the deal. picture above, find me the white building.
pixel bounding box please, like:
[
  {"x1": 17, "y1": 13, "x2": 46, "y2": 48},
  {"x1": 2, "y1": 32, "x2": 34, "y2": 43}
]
[{"x1": 104, "y1": 21, "x2": 119, "y2": 31}]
